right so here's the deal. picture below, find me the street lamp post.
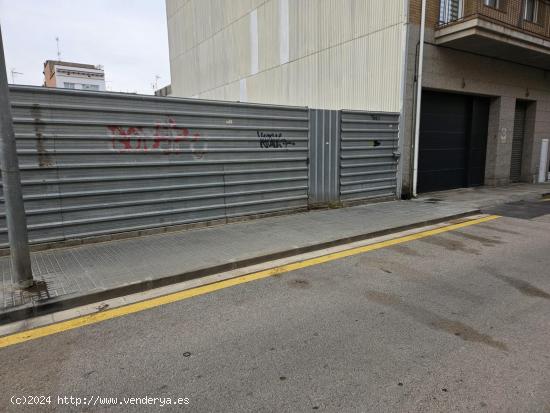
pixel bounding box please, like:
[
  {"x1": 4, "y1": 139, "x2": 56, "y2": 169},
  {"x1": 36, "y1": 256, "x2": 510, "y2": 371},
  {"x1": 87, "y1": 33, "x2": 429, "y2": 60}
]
[{"x1": 0, "y1": 25, "x2": 33, "y2": 288}]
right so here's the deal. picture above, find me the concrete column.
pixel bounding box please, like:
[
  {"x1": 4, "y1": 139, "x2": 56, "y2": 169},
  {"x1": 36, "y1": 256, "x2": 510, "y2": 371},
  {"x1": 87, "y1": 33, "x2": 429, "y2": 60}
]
[
  {"x1": 398, "y1": 28, "x2": 420, "y2": 199},
  {"x1": 522, "y1": 101, "x2": 549, "y2": 183},
  {"x1": 484, "y1": 96, "x2": 516, "y2": 186}
]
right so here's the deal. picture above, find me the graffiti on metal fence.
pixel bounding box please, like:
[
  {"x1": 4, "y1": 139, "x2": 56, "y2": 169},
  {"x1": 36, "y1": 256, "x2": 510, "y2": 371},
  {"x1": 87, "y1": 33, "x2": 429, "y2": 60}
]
[
  {"x1": 109, "y1": 118, "x2": 207, "y2": 159},
  {"x1": 257, "y1": 131, "x2": 295, "y2": 149}
]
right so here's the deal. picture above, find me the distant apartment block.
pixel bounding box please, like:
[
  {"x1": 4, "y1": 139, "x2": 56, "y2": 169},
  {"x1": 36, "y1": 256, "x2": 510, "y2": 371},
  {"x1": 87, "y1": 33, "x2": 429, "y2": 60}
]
[
  {"x1": 43, "y1": 60, "x2": 106, "y2": 91},
  {"x1": 154, "y1": 84, "x2": 172, "y2": 97}
]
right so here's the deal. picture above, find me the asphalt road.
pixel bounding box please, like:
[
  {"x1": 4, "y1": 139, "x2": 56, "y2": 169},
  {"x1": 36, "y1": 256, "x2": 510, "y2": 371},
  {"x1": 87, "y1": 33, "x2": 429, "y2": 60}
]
[{"x1": 1, "y1": 204, "x2": 550, "y2": 412}]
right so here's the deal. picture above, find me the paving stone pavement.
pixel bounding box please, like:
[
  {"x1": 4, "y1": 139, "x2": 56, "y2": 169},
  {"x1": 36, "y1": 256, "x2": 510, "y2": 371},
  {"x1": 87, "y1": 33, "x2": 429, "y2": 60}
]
[{"x1": 1, "y1": 182, "x2": 548, "y2": 313}]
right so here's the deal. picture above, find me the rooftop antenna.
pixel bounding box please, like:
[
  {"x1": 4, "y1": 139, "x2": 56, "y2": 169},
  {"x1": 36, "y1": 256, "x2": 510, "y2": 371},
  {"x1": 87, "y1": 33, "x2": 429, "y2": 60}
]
[
  {"x1": 10, "y1": 68, "x2": 23, "y2": 84},
  {"x1": 55, "y1": 36, "x2": 61, "y2": 61}
]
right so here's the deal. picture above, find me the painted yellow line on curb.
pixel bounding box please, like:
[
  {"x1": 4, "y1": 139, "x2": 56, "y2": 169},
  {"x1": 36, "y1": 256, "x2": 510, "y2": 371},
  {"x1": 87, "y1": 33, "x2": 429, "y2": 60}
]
[{"x1": 0, "y1": 214, "x2": 500, "y2": 349}]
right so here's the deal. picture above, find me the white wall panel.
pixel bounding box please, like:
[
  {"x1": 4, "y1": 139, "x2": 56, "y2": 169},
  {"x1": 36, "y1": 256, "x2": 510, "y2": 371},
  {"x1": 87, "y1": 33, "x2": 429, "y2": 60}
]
[
  {"x1": 239, "y1": 78, "x2": 247, "y2": 102},
  {"x1": 250, "y1": 9, "x2": 259, "y2": 75},
  {"x1": 279, "y1": 0, "x2": 290, "y2": 64},
  {"x1": 167, "y1": 0, "x2": 407, "y2": 112},
  {"x1": 259, "y1": 0, "x2": 281, "y2": 71}
]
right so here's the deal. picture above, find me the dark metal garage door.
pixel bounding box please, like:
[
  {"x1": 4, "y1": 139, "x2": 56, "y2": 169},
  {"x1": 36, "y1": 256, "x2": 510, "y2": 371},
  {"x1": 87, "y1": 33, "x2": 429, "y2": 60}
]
[{"x1": 418, "y1": 91, "x2": 489, "y2": 193}]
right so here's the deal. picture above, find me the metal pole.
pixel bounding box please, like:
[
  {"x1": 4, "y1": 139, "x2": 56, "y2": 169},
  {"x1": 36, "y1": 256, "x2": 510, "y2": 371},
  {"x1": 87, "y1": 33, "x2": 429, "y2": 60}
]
[
  {"x1": 0, "y1": 25, "x2": 33, "y2": 288},
  {"x1": 412, "y1": 0, "x2": 427, "y2": 197}
]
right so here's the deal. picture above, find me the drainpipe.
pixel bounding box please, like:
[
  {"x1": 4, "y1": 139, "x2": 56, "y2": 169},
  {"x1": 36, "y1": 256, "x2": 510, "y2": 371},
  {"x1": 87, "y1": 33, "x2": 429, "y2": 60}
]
[
  {"x1": 412, "y1": 0, "x2": 427, "y2": 197},
  {"x1": 0, "y1": 26, "x2": 34, "y2": 288},
  {"x1": 539, "y1": 139, "x2": 549, "y2": 183}
]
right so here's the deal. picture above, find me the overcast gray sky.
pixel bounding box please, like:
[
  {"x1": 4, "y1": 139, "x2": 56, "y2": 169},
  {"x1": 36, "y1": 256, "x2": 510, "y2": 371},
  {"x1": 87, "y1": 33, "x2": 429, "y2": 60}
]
[{"x1": 0, "y1": 0, "x2": 170, "y2": 95}]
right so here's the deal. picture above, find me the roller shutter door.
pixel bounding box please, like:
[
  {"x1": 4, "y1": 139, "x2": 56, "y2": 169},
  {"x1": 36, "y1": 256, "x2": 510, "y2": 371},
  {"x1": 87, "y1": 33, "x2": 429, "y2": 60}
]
[{"x1": 510, "y1": 102, "x2": 527, "y2": 183}]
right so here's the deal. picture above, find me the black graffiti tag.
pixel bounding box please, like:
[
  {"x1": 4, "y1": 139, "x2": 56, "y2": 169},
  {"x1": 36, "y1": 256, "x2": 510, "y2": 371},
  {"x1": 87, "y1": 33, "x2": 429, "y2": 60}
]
[{"x1": 257, "y1": 131, "x2": 296, "y2": 149}]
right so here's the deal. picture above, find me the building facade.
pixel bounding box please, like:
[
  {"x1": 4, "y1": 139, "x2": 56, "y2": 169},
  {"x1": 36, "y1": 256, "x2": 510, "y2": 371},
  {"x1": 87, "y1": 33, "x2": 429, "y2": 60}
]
[
  {"x1": 402, "y1": 0, "x2": 550, "y2": 194},
  {"x1": 43, "y1": 60, "x2": 106, "y2": 91},
  {"x1": 166, "y1": 0, "x2": 550, "y2": 196}
]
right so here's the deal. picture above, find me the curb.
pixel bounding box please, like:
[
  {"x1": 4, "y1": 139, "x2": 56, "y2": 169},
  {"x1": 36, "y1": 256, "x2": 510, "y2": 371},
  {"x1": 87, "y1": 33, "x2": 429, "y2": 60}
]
[{"x1": 0, "y1": 209, "x2": 480, "y2": 325}]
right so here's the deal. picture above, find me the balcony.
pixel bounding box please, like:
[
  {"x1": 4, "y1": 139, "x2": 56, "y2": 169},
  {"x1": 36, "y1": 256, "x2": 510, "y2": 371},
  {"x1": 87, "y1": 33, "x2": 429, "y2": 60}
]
[{"x1": 435, "y1": 0, "x2": 550, "y2": 69}]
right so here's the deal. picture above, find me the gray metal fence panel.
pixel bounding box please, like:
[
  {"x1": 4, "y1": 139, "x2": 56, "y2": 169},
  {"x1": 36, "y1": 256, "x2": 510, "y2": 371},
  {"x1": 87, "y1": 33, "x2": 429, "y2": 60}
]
[
  {"x1": 0, "y1": 86, "x2": 309, "y2": 246},
  {"x1": 308, "y1": 110, "x2": 340, "y2": 206},
  {"x1": 340, "y1": 110, "x2": 400, "y2": 202}
]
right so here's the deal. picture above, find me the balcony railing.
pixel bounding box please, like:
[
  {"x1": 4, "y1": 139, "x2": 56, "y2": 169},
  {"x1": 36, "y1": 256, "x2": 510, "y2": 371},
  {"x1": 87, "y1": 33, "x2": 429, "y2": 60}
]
[{"x1": 438, "y1": 0, "x2": 550, "y2": 39}]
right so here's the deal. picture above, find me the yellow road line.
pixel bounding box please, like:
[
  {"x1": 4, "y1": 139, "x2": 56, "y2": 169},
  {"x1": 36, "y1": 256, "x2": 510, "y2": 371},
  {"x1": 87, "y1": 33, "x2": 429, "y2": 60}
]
[{"x1": 0, "y1": 214, "x2": 500, "y2": 349}]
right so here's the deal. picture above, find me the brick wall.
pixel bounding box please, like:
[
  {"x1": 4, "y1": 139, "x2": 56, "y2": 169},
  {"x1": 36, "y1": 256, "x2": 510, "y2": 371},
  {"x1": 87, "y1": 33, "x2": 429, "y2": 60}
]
[
  {"x1": 42, "y1": 63, "x2": 56, "y2": 88},
  {"x1": 410, "y1": 0, "x2": 550, "y2": 38},
  {"x1": 409, "y1": 0, "x2": 442, "y2": 26}
]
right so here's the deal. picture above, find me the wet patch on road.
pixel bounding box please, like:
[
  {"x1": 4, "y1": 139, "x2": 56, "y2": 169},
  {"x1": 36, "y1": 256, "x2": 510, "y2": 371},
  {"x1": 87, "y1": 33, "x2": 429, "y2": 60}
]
[
  {"x1": 389, "y1": 244, "x2": 423, "y2": 257},
  {"x1": 484, "y1": 271, "x2": 550, "y2": 300},
  {"x1": 418, "y1": 236, "x2": 481, "y2": 255},
  {"x1": 475, "y1": 224, "x2": 521, "y2": 236},
  {"x1": 356, "y1": 257, "x2": 428, "y2": 279},
  {"x1": 358, "y1": 258, "x2": 485, "y2": 304},
  {"x1": 365, "y1": 290, "x2": 401, "y2": 305},
  {"x1": 429, "y1": 319, "x2": 507, "y2": 351},
  {"x1": 448, "y1": 231, "x2": 503, "y2": 247},
  {"x1": 365, "y1": 290, "x2": 508, "y2": 351}
]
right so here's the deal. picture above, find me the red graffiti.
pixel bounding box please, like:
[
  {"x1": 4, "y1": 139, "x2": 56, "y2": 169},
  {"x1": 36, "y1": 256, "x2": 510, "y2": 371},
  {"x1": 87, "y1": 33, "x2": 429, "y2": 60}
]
[
  {"x1": 152, "y1": 118, "x2": 188, "y2": 154},
  {"x1": 108, "y1": 118, "x2": 207, "y2": 159},
  {"x1": 108, "y1": 126, "x2": 145, "y2": 151}
]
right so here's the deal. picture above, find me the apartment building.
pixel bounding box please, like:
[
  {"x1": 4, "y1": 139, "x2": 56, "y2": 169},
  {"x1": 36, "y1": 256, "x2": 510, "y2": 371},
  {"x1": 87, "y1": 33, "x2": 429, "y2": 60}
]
[
  {"x1": 43, "y1": 60, "x2": 106, "y2": 91},
  {"x1": 403, "y1": 0, "x2": 550, "y2": 194},
  {"x1": 166, "y1": 0, "x2": 550, "y2": 197}
]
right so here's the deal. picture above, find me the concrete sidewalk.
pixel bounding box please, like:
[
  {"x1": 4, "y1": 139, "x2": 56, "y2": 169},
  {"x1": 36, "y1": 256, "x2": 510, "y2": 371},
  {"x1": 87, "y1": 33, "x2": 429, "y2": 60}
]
[
  {"x1": 417, "y1": 182, "x2": 550, "y2": 208},
  {"x1": 1, "y1": 182, "x2": 549, "y2": 323}
]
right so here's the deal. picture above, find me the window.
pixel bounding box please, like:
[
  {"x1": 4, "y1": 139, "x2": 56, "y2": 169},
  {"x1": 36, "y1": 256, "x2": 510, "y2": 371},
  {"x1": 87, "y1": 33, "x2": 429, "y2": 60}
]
[
  {"x1": 484, "y1": 0, "x2": 500, "y2": 8},
  {"x1": 524, "y1": 0, "x2": 538, "y2": 22},
  {"x1": 81, "y1": 84, "x2": 100, "y2": 90},
  {"x1": 439, "y1": 0, "x2": 463, "y2": 23},
  {"x1": 63, "y1": 82, "x2": 75, "y2": 89}
]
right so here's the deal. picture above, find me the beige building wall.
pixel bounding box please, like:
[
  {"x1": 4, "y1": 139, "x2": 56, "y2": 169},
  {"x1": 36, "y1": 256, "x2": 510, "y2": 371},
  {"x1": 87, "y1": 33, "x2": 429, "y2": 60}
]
[{"x1": 166, "y1": 0, "x2": 408, "y2": 112}]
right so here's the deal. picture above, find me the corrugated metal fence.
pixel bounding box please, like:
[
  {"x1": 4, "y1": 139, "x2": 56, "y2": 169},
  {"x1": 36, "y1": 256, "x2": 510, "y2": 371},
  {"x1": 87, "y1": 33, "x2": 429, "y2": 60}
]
[
  {"x1": 340, "y1": 110, "x2": 400, "y2": 202},
  {"x1": 1, "y1": 86, "x2": 399, "y2": 247},
  {"x1": 308, "y1": 110, "x2": 340, "y2": 206}
]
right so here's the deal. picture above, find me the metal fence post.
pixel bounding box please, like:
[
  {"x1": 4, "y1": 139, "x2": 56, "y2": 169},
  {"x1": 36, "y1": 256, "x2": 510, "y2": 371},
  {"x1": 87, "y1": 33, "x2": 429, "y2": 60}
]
[{"x1": 0, "y1": 25, "x2": 33, "y2": 288}]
